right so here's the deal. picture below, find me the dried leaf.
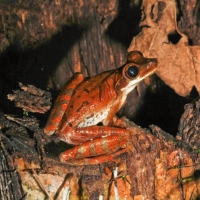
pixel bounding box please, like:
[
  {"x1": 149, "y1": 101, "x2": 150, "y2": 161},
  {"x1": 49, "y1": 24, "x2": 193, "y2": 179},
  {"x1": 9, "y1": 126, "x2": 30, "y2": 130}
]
[{"x1": 128, "y1": 0, "x2": 200, "y2": 96}]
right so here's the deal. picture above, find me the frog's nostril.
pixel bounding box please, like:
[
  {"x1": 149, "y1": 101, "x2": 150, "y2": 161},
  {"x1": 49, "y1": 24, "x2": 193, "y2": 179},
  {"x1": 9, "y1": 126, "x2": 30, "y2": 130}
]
[{"x1": 150, "y1": 60, "x2": 157, "y2": 65}]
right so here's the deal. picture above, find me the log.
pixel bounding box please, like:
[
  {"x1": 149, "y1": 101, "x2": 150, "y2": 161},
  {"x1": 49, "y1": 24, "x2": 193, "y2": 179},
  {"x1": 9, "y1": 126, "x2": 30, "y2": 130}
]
[{"x1": 0, "y1": 84, "x2": 199, "y2": 199}]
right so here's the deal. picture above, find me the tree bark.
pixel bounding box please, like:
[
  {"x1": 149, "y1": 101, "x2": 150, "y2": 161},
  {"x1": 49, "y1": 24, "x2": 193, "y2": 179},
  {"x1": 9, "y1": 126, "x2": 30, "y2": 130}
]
[
  {"x1": 0, "y1": 131, "x2": 24, "y2": 200},
  {"x1": 0, "y1": 99, "x2": 199, "y2": 199}
]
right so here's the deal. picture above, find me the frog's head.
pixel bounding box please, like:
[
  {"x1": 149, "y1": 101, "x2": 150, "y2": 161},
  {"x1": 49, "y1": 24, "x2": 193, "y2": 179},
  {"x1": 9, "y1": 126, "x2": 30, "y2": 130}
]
[{"x1": 116, "y1": 51, "x2": 158, "y2": 95}]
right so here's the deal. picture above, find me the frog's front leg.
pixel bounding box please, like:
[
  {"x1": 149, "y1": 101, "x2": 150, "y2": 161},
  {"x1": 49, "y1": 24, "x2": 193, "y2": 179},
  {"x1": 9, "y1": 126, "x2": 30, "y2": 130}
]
[{"x1": 44, "y1": 73, "x2": 84, "y2": 135}]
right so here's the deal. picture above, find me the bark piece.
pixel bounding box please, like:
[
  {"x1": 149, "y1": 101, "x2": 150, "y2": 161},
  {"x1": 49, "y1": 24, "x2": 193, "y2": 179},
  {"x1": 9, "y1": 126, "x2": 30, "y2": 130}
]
[
  {"x1": 0, "y1": 134, "x2": 24, "y2": 200},
  {"x1": 178, "y1": 0, "x2": 200, "y2": 45},
  {"x1": 7, "y1": 82, "x2": 51, "y2": 113},
  {"x1": 177, "y1": 99, "x2": 200, "y2": 150}
]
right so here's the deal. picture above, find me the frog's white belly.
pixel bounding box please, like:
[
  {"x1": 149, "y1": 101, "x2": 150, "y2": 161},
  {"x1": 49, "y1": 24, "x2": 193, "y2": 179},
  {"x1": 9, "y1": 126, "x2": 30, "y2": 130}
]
[{"x1": 77, "y1": 109, "x2": 109, "y2": 127}]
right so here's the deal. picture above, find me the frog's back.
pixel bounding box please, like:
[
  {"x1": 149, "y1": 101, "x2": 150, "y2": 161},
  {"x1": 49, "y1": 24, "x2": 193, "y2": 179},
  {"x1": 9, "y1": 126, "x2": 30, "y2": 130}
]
[{"x1": 65, "y1": 70, "x2": 120, "y2": 127}]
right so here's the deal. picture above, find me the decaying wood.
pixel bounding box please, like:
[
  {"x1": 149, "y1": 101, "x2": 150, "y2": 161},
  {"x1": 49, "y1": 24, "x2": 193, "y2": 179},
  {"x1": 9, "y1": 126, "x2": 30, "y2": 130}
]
[
  {"x1": 0, "y1": 84, "x2": 200, "y2": 199},
  {"x1": 7, "y1": 82, "x2": 51, "y2": 114},
  {"x1": 0, "y1": 128, "x2": 24, "y2": 200},
  {"x1": 178, "y1": 0, "x2": 200, "y2": 45},
  {"x1": 177, "y1": 99, "x2": 200, "y2": 151}
]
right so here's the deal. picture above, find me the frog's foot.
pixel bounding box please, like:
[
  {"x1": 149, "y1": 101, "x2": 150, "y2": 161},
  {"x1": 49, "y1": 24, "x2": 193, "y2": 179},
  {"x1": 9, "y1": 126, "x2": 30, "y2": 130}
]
[
  {"x1": 59, "y1": 135, "x2": 130, "y2": 164},
  {"x1": 113, "y1": 117, "x2": 129, "y2": 128},
  {"x1": 64, "y1": 147, "x2": 131, "y2": 165}
]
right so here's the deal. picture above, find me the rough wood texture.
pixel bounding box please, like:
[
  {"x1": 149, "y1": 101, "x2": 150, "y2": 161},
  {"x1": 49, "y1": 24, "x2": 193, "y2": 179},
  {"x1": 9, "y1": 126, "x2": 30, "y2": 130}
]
[
  {"x1": 178, "y1": 0, "x2": 200, "y2": 45},
  {"x1": 0, "y1": 109, "x2": 199, "y2": 199},
  {"x1": 7, "y1": 82, "x2": 52, "y2": 114},
  {"x1": 178, "y1": 99, "x2": 200, "y2": 151},
  {"x1": 1, "y1": 87, "x2": 200, "y2": 199},
  {"x1": 0, "y1": 131, "x2": 24, "y2": 200}
]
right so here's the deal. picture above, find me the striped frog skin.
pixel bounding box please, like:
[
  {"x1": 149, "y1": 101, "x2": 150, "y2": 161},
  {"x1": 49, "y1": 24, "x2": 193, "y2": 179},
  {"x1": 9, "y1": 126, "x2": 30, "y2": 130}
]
[{"x1": 44, "y1": 51, "x2": 158, "y2": 165}]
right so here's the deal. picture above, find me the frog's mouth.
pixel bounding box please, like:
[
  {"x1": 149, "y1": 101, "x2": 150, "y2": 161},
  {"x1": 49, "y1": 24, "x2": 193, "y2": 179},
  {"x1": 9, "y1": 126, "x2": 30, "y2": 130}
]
[{"x1": 138, "y1": 58, "x2": 158, "y2": 80}]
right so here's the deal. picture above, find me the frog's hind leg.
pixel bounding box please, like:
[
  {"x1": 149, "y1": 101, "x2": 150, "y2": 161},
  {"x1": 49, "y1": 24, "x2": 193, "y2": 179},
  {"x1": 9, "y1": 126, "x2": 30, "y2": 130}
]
[
  {"x1": 59, "y1": 134, "x2": 130, "y2": 165},
  {"x1": 57, "y1": 125, "x2": 128, "y2": 145},
  {"x1": 44, "y1": 73, "x2": 84, "y2": 135}
]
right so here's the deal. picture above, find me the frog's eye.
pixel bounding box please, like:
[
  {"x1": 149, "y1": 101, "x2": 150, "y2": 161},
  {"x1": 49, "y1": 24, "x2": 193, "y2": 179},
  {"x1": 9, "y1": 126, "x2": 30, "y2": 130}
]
[{"x1": 125, "y1": 65, "x2": 139, "y2": 79}]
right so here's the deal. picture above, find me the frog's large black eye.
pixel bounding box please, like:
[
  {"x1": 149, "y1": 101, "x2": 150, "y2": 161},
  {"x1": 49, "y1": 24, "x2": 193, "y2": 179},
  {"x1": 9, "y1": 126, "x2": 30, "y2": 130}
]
[{"x1": 125, "y1": 65, "x2": 139, "y2": 78}]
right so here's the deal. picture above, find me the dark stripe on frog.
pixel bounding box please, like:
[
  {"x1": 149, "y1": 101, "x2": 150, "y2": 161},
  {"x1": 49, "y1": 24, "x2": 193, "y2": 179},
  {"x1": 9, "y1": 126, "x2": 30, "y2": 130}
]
[
  {"x1": 74, "y1": 141, "x2": 97, "y2": 159},
  {"x1": 83, "y1": 88, "x2": 90, "y2": 93},
  {"x1": 89, "y1": 140, "x2": 98, "y2": 156},
  {"x1": 76, "y1": 100, "x2": 89, "y2": 113},
  {"x1": 95, "y1": 137, "x2": 111, "y2": 155},
  {"x1": 98, "y1": 73, "x2": 115, "y2": 101},
  {"x1": 86, "y1": 113, "x2": 94, "y2": 119},
  {"x1": 98, "y1": 85, "x2": 102, "y2": 101},
  {"x1": 88, "y1": 137, "x2": 115, "y2": 156},
  {"x1": 99, "y1": 80, "x2": 108, "y2": 101},
  {"x1": 61, "y1": 114, "x2": 73, "y2": 127},
  {"x1": 56, "y1": 88, "x2": 74, "y2": 101},
  {"x1": 76, "y1": 145, "x2": 85, "y2": 159},
  {"x1": 107, "y1": 135, "x2": 120, "y2": 151},
  {"x1": 101, "y1": 137, "x2": 112, "y2": 153}
]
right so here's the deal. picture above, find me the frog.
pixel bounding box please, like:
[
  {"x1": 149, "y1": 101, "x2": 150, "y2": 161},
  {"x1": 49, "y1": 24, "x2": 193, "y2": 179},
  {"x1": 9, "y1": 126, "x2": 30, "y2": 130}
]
[{"x1": 44, "y1": 51, "x2": 158, "y2": 165}]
